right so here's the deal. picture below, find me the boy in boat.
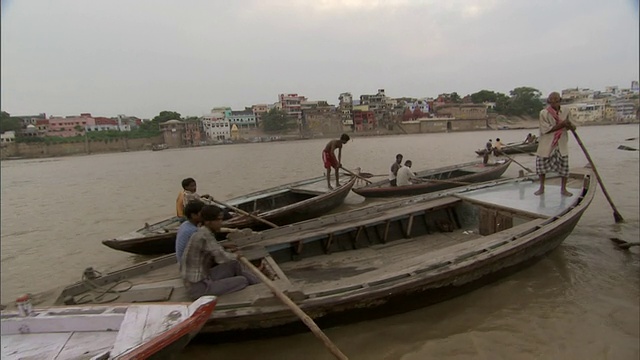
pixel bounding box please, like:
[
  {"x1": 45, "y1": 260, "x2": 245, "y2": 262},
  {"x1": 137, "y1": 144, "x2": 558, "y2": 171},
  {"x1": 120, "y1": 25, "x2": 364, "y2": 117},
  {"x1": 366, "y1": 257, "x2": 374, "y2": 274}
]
[
  {"x1": 493, "y1": 138, "x2": 505, "y2": 156},
  {"x1": 179, "y1": 177, "x2": 233, "y2": 220},
  {"x1": 534, "y1": 92, "x2": 575, "y2": 197},
  {"x1": 396, "y1": 160, "x2": 418, "y2": 186},
  {"x1": 181, "y1": 205, "x2": 260, "y2": 299},
  {"x1": 176, "y1": 200, "x2": 205, "y2": 264},
  {"x1": 322, "y1": 133, "x2": 350, "y2": 190},
  {"x1": 389, "y1": 154, "x2": 403, "y2": 186}
]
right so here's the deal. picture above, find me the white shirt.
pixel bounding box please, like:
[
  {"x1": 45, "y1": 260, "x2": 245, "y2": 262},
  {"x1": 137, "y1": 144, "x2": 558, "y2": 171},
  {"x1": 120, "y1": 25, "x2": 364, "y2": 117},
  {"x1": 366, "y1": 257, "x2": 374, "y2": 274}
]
[{"x1": 396, "y1": 166, "x2": 416, "y2": 186}]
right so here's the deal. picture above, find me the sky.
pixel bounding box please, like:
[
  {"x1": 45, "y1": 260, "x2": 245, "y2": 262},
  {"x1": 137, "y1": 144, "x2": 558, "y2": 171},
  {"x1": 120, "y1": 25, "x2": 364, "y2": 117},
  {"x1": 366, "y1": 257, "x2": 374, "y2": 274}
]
[{"x1": 1, "y1": 0, "x2": 639, "y2": 119}]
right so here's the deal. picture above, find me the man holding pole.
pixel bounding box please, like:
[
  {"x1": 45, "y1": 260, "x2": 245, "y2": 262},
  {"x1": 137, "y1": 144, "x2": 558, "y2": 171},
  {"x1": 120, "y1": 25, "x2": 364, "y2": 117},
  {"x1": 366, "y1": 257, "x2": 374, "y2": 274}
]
[
  {"x1": 322, "y1": 133, "x2": 350, "y2": 190},
  {"x1": 534, "y1": 92, "x2": 576, "y2": 197}
]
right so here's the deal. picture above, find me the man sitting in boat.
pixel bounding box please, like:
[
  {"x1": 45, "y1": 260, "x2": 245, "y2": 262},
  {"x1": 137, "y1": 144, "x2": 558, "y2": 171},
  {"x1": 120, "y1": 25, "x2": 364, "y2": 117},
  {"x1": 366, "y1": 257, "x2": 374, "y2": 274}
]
[
  {"x1": 482, "y1": 140, "x2": 493, "y2": 165},
  {"x1": 396, "y1": 160, "x2": 418, "y2": 186},
  {"x1": 524, "y1": 133, "x2": 537, "y2": 144},
  {"x1": 389, "y1": 154, "x2": 403, "y2": 186},
  {"x1": 176, "y1": 200, "x2": 205, "y2": 264},
  {"x1": 493, "y1": 138, "x2": 505, "y2": 156},
  {"x1": 181, "y1": 205, "x2": 260, "y2": 299},
  {"x1": 180, "y1": 177, "x2": 233, "y2": 220}
]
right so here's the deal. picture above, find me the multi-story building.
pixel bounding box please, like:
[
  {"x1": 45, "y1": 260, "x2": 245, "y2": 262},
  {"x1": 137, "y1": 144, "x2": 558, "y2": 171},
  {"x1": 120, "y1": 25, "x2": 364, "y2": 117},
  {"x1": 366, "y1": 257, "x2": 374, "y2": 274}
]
[
  {"x1": 1, "y1": 131, "x2": 16, "y2": 145},
  {"x1": 610, "y1": 101, "x2": 638, "y2": 121},
  {"x1": 159, "y1": 119, "x2": 185, "y2": 147},
  {"x1": 338, "y1": 92, "x2": 353, "y2": 128},
  {"x1": 227, "y1": 109, "x2": 257, "y2": 129},
  {"x1": 564, "y1": 100, "x2": 606, "y2": 123},
  {"x1": 35, "y1": 119, "x2": 49, "y2": 136},
  {"x1": 48, "y1": 114, "x2": 95, "y2": 137},
  {"x1": 561, "y1": 88, "x2": 595, "y2": 101},
  {"x1": 352, "y1": 110, "x2": 377, "y2": 132},
  {"x1": 251, "y1": 104, "x2": 270, "y2": 128},
  {"x1": 202, "y1": 118, "x2": 230, "y2": 141},
  {"x1": 88, "y1": 117, "x2": 119, "y2": 132},
  {"x1": 14, "y1": 113, "x2": 46, "y2": 128},
  {"x1": 183, "y1": 120, "x2": 202, "y2": 146},
  {"x1": 210, "y1": 107, "x2": 232, "y2": 120},
  {"x1": 278, "y1": 93, "x2": 307, "y2": 126},
  {"x1": 360, "y1": 89, "x2": 389, "y2": 126}
]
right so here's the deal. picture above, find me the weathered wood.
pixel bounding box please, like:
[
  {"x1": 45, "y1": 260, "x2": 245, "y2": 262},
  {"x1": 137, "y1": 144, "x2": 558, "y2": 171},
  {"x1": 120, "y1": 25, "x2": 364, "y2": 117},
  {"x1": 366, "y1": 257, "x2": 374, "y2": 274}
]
[{"x1": 406, "y1": 214, "x2": 415, "y2": 238}]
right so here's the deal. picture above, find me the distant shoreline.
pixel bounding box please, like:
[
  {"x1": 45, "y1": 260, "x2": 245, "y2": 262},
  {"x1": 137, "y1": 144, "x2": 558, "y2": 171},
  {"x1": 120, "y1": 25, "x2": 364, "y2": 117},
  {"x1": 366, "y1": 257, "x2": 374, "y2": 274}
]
[{"x1": 1, "y1": 120, "x2": 637, "y2": 161}]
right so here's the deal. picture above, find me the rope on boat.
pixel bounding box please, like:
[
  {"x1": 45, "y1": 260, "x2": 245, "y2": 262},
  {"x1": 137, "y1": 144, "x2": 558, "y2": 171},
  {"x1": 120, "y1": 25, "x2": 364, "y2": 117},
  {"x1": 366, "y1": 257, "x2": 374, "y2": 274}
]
[{"x1": 73, "y1": 267, "x2": 133, "y2": 305}]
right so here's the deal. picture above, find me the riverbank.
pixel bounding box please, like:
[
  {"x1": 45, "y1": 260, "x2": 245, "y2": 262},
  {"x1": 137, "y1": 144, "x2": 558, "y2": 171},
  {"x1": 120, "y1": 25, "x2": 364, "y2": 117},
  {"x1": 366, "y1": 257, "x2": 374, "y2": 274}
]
[{"x1": 1, "y1": 118, "x2": 637, "y2": 160}]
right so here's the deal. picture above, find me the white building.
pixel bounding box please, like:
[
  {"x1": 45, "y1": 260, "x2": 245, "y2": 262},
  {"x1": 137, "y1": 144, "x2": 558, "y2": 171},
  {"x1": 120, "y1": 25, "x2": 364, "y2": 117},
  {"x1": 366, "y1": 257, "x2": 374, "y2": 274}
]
[
  {"x1": 1, "y1": 131, "x2": 16, "y2": 144},
  {"x1": 202, "y1": 118, "x2": 230, "y2": 141}
]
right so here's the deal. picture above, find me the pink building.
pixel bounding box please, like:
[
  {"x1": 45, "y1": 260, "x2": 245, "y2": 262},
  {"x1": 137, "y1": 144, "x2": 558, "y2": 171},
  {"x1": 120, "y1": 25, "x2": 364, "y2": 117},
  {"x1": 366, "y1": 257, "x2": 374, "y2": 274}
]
[{"x1": 48, "y1": 114, "x2": 95, "y2": 137}]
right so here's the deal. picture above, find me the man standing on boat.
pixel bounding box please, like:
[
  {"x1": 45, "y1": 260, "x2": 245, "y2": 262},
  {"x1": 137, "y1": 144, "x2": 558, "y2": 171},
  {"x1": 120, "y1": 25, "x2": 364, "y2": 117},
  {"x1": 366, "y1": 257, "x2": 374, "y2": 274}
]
[
  {"x1": 181, "y1": 205, "x2": 260, "y2": 299},
  {"x1": 322, "y1": 133, "x2": 350, "y2": 190},
  {"x1": 389, "y1": 154, "x2": 403, "y2": 186},
  {"x1": 534, "y1": 92, "x2": 576, "y2": 197}
]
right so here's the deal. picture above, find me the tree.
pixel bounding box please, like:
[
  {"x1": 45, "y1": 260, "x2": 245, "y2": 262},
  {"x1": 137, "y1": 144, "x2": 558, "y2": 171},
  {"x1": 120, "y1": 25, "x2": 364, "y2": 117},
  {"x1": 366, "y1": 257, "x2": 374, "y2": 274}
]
[
  {"x1": 450, "y1": 92, "x2": 462, "y2": 104},
  {"x1": 140, "y1": 110, "x2": 182, "y2": 131},
  {"x1": 470, "y1": 90, "x2": 499, "y2": 104},
  {"x1": 0, "y1": 111, "x2": 22, "y2": 133},
  {"x1": 506, "y1": 87, "x2": 544, "y2": 117},
  {"x1": 261, "y1": 109, "x2": 290, "y2": 132}
]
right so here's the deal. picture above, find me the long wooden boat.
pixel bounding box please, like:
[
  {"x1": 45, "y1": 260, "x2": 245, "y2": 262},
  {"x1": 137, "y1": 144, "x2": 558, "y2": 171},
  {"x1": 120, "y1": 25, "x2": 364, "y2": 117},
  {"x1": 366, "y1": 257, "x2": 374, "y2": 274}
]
[
  {"x1": 1, "y1": 296, "x2": 217, "y2": 359},
  {"x1": 475, "y1": 141, "x2": 538, "y2": 156},
  {"x1": 352, "y1": 160, "x2": 511, "y2": 198},
  {"x1": 36, "y1": 170, "x2": 594, "y2": 341},
  {"x1": 102, "y1": 174, "x2": 358, "y2": 255}
]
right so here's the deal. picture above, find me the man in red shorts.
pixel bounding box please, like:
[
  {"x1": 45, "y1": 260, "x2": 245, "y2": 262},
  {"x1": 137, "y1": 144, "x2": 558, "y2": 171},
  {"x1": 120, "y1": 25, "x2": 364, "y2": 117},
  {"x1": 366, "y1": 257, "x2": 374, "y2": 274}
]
[{"x1": 322, "y1": 133, "x2": 350, "y2": 190}]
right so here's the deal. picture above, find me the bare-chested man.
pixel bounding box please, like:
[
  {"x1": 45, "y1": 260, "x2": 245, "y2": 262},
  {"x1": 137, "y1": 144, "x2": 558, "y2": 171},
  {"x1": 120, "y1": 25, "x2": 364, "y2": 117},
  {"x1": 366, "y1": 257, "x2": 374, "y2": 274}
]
[{"x1": 322, "y1": 133, "x2": 350, "y2": 189}]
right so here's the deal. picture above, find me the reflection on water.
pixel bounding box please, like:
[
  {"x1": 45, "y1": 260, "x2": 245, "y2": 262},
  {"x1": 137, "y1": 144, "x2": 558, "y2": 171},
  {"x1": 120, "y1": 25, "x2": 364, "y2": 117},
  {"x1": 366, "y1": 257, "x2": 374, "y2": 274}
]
[{"x1": 1, "y1": 125, "x2": 638, "y2": 359}]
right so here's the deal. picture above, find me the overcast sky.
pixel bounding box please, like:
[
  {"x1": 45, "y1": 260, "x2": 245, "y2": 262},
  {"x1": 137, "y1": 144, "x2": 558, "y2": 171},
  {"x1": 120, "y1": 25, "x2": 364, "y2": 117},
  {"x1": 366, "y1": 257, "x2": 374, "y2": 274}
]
[{"x1": 1, "y1": 0, "x2": 638, "y2": 119}]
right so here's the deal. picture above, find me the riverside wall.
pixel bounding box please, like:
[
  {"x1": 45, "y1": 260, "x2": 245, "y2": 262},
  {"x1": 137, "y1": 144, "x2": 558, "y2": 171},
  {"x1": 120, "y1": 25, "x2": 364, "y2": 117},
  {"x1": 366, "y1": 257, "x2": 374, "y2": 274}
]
[{"x1": 0, "y1": 135, "x2": 164, "y2": 160}]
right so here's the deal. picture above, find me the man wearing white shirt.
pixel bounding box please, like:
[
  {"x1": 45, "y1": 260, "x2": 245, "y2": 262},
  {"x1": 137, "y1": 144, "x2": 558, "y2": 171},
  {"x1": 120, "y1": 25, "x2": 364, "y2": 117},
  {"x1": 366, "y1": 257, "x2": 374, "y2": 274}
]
[{"x1": 396, "y1": 160, "x2": 418, "y2": 186}]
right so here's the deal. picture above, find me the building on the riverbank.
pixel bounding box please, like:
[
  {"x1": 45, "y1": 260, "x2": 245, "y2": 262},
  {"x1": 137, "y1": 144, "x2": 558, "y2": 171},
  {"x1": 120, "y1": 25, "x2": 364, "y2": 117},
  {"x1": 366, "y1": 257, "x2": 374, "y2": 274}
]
[
  {"x1": 434, "y1": 104, "x2": 487, "y2": 120},
  {"x1": 400, "y1": 117, "x2": 488, "y2": 133},
  {"x1": 159, "y1": 119, "x2": 185, "y2": 147}
]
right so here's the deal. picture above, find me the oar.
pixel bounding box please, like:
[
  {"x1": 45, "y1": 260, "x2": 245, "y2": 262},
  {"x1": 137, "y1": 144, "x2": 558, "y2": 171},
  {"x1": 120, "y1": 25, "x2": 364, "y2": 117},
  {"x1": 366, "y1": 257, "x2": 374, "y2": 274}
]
[
  {"x1": 238, "y1": 256, "x2": 349, "y2": 360},
  {"x1": 210, "y1": 199, "x2": 279, "y2": 229},
  {"x1": 610, "y1": 237, "x2": 639, "y2": 250},
  {"x1": 339, "y1": 165, "x2": 372, "y2": 184},
  {"x1": 498, "y1": 153, "x2": 534, "y2": 173},
  {"x1": 571, "y1": 129, "x2": 624, "y2": 223},
  {"x1": 358, "y1": 173, "x2": 386, "y2": 178}
]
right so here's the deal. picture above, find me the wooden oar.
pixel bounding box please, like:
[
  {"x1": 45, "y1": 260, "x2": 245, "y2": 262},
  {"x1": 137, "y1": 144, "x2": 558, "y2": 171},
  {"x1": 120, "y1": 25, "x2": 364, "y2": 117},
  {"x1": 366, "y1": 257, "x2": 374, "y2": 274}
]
[
  {"x1": 238, "y1": 256, "x2": 349, "y2": 360},
  {"x1": 497, "y1": 153, "x2": 534, "y2": 173},
  {"x1": 358, "y1": 173, "x2": 386, "y2": 178},
  {"x1": 571, "y1": 129, "x2": 624, "y2": 223},
  {"x1": 339, "y1": 165, "x2": 372, "y2": 184},
  {"x1": 210, "y1": 199, "x2": 279, "y2": 228},
  {"x1": 610, "y1": 237, "x2": 639, "y2": 250}
]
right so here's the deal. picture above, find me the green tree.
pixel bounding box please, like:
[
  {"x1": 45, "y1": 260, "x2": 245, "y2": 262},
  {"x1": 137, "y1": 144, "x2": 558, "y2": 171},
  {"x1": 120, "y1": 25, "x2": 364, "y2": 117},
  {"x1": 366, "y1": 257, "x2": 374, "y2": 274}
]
[
  {"x1": 140, "y1": 110, "x2": 182, "y2": 131},
  {"x1": 450, "y1": 92, "x2": 462, "y2": 103},
  {"x1": 261, "y1": 109, "x2": 290, "y2": 132},
  {"x1": 1, "y1": 111, "x2": 22, "y2": 133},
  {"x1": 506, "y1": 87, "x2": 544, "y2": 117},
  {"x1": 470, "y1": 90, "x2": 499, "y2": 104}
]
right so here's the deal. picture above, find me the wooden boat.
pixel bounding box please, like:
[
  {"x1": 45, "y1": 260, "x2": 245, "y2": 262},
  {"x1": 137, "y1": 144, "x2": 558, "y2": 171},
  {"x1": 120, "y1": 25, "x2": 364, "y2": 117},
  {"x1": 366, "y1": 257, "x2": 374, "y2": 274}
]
[
  {"x1": 152, "y1": 144, "x2": 169, "y2": 151},
  {"x1": 352, "y1": 160, "x2": 511, "y2": 198},
  {"x1": 475, "y1": 141, "x2": 538, "y2": 156},
  {"x1": 37, "y1": 170, "x2": 594, "y2": 340},
  {"x1": 0, "y1": 296, "x2": 217, "y2": 359},
  {"x1": 102, "y1": 174, "x2": 358, "y2": 255}
]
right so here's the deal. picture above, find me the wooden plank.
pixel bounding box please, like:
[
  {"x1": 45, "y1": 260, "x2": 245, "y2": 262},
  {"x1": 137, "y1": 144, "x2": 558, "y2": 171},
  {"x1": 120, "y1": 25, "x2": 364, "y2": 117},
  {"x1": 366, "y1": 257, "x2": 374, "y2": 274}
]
[
  {"x1": 2, "y1": 332, "x2": 72, "y2": 360},
  {"x1": 141, "y1": 305, "x2": 188, "y2": 342},
  {"x1": 352, "y1": 227, "x2": 364, "y2": 249},
  {"x1": 263, "y1": 255, "x2": 292, "y2": 286},
  {"x1": 383, "y1": 221, "x2": 391, "y2": 243},
  {"x1": 323, "y1": 233, "x2": 334, "y2": 254},
  {"x1": 406, "y1": 215, "x2": 414, "y2": 238},
  {"x1": 55, "y1": 331, "x2": 118, "y2": 359},
  {"x1": 1, "y1": 313, "x2": 124, "y2": 335},
  {"x1": 110, "y1": 305, "x2": 150, "y2": 356}
]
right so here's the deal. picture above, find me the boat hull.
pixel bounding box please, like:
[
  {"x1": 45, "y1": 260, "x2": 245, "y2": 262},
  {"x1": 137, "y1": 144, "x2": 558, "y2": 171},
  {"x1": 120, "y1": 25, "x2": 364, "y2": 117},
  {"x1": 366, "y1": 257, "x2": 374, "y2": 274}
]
[{"x1": 352, "y1": 160, "x2": 511, "y2": 198}]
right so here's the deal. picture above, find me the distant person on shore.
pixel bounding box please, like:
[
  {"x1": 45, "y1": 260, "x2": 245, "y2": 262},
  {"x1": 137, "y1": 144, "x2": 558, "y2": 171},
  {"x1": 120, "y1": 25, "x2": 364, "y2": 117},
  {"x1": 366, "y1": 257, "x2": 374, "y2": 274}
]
[
  {"x1": 389, "y1": 153, "x2": 403, "y2": 186},
  {"x1": 534, "y1": 92, "x2": 576, "y2": 197},
  {"x1": 322, "y1": 133, "x2": 350, "y2": 190},
  {"x1": 176, "y1": 200, "x2": 204, "y2": 264},
  {"x1": 396, "y1": 160, "x2": 418, "y2": 186},
  {"x1": 181, "y1": 205, "x2": 260, "y2": 299}
]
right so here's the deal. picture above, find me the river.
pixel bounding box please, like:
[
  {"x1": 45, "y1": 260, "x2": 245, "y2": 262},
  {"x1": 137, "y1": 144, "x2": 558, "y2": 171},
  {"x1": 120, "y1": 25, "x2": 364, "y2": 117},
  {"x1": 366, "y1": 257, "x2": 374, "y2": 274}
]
[{"x1": 1, "y1": 125, "x2": 638, "y2": 359}]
